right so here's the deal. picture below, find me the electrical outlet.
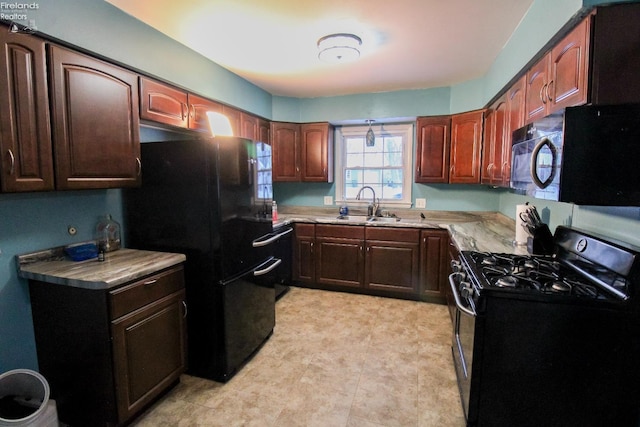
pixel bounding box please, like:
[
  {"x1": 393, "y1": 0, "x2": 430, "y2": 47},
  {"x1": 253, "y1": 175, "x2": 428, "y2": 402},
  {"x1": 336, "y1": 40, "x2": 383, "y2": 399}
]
[
  {"x1": 415, "y1": 198, "x2": 426, "y2": 209},
  {"x1": 324, "y1": 196, "x2": 333, "y2": 205}
]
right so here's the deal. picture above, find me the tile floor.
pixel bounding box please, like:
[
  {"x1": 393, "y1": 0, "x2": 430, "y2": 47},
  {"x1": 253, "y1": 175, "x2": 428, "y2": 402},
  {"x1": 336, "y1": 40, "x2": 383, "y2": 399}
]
[{"x1": 132, "y1": 287, "x2": 466, "y2": 427}]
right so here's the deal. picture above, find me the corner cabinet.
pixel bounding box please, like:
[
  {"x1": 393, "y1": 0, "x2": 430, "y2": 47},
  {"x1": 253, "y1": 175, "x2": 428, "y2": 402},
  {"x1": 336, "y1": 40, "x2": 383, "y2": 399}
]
[
  {"x1": 29, "y1": 265, "x2": 187, "y2": 427},
  {"x1": 0, "y1": 30, "x2": 54, "y2": 192},
  {"x1": 415, "y1": 116, "x2": 451, "y2": 183},
  {"x1": 271, "y1": 121, "x2": 333, "y2": 182},
  {"x1": 449, "y1": 110, "x2": 484, "y2": 184},
  {"x1": 49, "y1": 45, "x2": 141, "y2": 189}
]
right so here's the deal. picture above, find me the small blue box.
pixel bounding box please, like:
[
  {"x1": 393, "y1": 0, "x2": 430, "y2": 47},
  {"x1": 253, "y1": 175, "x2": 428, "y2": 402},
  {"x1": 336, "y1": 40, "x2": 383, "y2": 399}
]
[{"x1": 64, "y1": 243, "x2": 98, "y2": 261}]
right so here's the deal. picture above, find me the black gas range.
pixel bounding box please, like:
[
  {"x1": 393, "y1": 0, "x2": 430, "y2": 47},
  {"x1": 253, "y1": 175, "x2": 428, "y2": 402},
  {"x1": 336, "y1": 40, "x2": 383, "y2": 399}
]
[{"x1": 449, "y1": 226, "x2": 640, "y2": 426}]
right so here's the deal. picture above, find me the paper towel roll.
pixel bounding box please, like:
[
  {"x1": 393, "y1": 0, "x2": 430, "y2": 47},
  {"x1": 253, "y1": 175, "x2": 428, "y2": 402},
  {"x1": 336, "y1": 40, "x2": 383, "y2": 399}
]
[{"x1": 515, "y1": 204, "x2": 530, "y2": 245}]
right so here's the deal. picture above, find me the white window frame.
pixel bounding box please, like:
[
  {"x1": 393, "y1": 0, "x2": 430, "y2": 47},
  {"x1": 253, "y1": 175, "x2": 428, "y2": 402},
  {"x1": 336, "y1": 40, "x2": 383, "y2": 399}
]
[{"x1": 335, "y1": 123, "x2": 413, "y2": 209}]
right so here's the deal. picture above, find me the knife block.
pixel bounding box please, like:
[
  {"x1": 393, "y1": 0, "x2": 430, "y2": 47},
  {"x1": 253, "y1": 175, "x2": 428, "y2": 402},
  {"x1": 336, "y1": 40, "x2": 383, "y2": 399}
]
[{"x1": 527, "y1": 224, "x2": 554, "y2": 255}]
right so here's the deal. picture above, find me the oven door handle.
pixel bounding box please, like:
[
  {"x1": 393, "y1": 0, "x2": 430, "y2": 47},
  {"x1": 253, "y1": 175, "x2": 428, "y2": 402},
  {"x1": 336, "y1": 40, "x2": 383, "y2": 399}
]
[{"x1": 449, "y1": 273, "x2": 477, "y2": 317}]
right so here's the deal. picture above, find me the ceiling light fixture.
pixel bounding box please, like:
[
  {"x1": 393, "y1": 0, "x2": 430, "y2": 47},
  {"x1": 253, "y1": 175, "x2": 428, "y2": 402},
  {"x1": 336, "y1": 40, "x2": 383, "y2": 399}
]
[{"x1": 317, "y1": 33, "x2": 362, "y2": 64}]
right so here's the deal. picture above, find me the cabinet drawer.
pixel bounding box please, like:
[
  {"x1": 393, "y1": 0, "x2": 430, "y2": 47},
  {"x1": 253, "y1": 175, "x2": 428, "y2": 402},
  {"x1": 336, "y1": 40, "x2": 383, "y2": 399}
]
[
  {"x1": 295, "y1": 223, "x2": 315, "y2": 238},
  {"x1": 109, "y1": 265, "x2": 184, "y2": 320},
  {"x1": 316, "y1": 224, "x2": 365, "y2": 239},
  {"x1": 366, "y1": 227, "x2": 420, "y2": 243}
]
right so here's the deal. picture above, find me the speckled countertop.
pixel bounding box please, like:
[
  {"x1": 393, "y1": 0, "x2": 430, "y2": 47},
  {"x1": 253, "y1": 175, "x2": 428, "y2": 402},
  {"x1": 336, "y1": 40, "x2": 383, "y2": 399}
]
[
  {"x1": 275, "y1": 207, "x2": 529, "y2": 255},
  {"x1": 17, "y1": 246, "x2": 186, "y2": 290}
]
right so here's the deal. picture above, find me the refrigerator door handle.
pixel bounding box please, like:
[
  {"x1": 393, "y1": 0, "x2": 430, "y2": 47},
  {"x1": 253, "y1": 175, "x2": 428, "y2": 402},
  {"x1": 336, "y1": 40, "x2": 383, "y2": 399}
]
[
  {"x1": 252, "y1": 227, "x2": 293, "y2": 247},
  {"x1": 254, "y1": 258, "x2": 282, "y2": 276}
]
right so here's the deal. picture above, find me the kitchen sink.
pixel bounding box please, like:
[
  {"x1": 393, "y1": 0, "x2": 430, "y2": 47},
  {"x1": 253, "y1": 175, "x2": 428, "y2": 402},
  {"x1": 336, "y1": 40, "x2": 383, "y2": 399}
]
[
  {"x1": 368, "y1": 216, "x2": 401, "y2": 223},
  {"x1": 336, "y1": 215, "x2": 370, "y2": 222},
  {"x1": 336, "y1": 215, "x2": 401, "y2": 223}
]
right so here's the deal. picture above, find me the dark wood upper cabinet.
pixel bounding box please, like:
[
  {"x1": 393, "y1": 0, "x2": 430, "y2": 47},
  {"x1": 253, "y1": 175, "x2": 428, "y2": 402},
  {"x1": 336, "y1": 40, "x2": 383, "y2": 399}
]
[
  {"x1": 258, "y1": 118, "x2": 271, "y2": 144},
  {"x1": 503, "y1": 75, "x2": 527, "y2": 186},
  {"x1": 49, "y1": 45, "x2": 141, "y2": 190},
  {"x1": 301, "y1": 122, "x2": 333, "y2": 182},
  {"x1": 188, "y1": 93, "x2": 222, "y2": 133},
  {"x1": 0, "y1": 30, "x2": 54, "y2": 192},
  {"x1": 140, "y1": 77, "x2": 189, "y2": 128},
  {"x1": 525, "y1": 17, "x2": 590, "y2": 123},
  {"x1": 449, "y1": 110, "x2": 484, "y2": 184},
  {"x1": 481, "y1": 95, "x2": 508, "y2": 186},
  {"x1": 271, "y1": 121, "x2": 300, "y2": 181},
  {"x1": 271, "y1": 121, "x2": 333, "y2": 182},
  {"x1": 415, "y1": 116, "x2": 451, "y2": 183},
  {"x1": 240, "y1": 112, "x2": 259, "y2": 140}
]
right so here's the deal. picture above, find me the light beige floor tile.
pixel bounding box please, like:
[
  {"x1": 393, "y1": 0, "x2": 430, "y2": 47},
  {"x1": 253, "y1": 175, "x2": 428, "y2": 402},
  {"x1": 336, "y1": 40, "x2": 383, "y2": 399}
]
[{"x1": 131, "y1": 287, "x2": 465, "y2": 427}]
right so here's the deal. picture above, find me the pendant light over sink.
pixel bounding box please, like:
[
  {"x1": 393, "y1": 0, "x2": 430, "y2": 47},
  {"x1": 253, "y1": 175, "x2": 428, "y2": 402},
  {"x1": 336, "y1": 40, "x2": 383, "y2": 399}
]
[
  {"x1": 366, "y1": 119, "x2": 375, "y2": 147},
  {"x1": 317, "y1": 33, "x2": 362, "y2": 63}
]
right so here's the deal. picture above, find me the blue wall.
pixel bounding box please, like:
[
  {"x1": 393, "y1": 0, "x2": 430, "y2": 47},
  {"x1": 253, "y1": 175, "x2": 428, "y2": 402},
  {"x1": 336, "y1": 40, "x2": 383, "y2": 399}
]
[{"x1": 1, "y1": 0, "x2": 639, "y2": 372}]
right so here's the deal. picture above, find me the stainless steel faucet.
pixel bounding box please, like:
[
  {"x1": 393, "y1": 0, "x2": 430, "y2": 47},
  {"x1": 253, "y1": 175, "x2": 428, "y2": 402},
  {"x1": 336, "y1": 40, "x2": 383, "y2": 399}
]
[{"x1": 356, "y1": 186, "x2": 379, "y2": 217}]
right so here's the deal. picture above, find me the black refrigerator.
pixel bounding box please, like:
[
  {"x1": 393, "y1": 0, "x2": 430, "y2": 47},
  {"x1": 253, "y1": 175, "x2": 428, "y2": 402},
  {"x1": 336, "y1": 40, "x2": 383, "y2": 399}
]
[{"x1": 124, "y1": 137, "x2": 280, "y2": 382}]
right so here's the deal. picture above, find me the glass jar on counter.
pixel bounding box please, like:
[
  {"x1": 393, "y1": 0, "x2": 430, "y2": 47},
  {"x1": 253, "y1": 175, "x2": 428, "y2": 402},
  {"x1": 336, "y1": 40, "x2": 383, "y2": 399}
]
[{"x1": 95, "y1": 214, "x2": 121, "y2": 252}]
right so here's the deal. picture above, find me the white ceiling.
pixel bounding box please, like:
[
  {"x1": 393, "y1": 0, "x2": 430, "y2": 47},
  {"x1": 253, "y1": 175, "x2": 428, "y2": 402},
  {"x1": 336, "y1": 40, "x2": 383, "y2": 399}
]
[{"x1": 106, "y1": 0, "x2": 533, "y2": 98}]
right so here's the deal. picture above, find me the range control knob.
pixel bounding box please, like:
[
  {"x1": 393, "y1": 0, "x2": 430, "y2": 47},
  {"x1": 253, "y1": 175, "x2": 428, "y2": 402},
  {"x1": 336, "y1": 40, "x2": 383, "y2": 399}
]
[
  {"x1": 460, "y1": 282, "x2": 473, "y2": 299},
  {"x1": 451, "y1": 260, "x2": 462, "y2": 272}
]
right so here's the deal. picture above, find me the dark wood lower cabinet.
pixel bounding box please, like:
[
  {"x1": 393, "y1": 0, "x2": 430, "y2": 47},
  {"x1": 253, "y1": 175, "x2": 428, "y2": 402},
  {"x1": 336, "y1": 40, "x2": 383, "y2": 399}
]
[
  {"x1": 365, "y1": 228, "x2": 420, "y2": 295},
  {"x1": 29, "y1": 265, "x2": 186, "y2": 427},
  {"x1": 316, "y1": 225, "x2": 365, "y2": 289},
  {"x1": 293, "y1": 223, "x2": 448, "y2": 302},
  {"x1": 419, "y1": 229, "x2": 451, "y2": 303}
]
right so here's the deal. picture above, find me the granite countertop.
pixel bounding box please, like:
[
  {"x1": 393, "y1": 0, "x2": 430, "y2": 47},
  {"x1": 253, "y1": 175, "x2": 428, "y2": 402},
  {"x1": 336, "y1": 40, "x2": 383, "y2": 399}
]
[
  {"x1": 275, "y1": 207, "x2": 528, "y2": 255},
  {"x1": 17, "y1": 247, "x2": 186, "y2": 290}
]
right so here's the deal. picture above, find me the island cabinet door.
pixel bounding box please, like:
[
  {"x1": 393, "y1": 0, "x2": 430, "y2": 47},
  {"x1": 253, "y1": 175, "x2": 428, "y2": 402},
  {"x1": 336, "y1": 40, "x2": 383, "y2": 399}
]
[{"x1": 111, "y1": 289, "x2": 187, "y2": 424}]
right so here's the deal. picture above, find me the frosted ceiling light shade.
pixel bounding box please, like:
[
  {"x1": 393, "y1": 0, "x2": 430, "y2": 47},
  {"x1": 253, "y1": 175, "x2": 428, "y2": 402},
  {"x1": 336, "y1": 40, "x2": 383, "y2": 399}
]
[
  {"x1": 317, "y1": 33, "x2": 362, "y2": 63},
  {"x1": 206, "y1": 112, "x2": 233, "y2": 137}
]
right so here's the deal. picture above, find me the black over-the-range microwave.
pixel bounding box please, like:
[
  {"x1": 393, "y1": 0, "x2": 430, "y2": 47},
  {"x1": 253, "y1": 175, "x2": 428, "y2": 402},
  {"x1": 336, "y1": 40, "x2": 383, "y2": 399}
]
[{"x1": 510, "y1": 103, "x2": 640, "y2": 206}]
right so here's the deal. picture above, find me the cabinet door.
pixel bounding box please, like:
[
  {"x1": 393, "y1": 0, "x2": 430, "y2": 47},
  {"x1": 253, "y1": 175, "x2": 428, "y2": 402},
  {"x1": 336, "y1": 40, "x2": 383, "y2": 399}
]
[
  {"x1": 0, "y1": 31, "x2": 54, "y2": 192},
  {"x1": 505, "y1": 75, "x2": 526, "y2": 186},
  {"x1": 365, "y1": 240, "x2": 420, "y2": 294},
  {"x1": 140, "y1": 77, "x2": 188, "y2": 128},
  {"x1": 258, "y1": 118, "x2": 271, "y2": 144},
  {"x1": 415, "y1": 116, "x2": 451, "y2": 183},
  {"x1": 449, "y1": 110, "x2": 483, "y2": 184},
  {"x1": 188, "y1": 93, "x2": 222, "y2": 133},
  {"x1": 525, "y1": 55, "x2": 550, "y2": 123},
  {"x1": 301, "y1": 122, "x2": 332, "y2": 182},
  {"x1": 271, "y1": 122, "x2": 300, "y2": 181},
  {"x1": 49, "y1": 45, "x2": 141, "y2": 189},
  {"x1": 548, "y1": 17, "x2": 589, "y2": 112},
  {"x1": 240, "y1": 112, "x2": 259, "y2": 140},
  {"x1": 316, "y1": 237, "x2": 364, "y2": 288},
  {"x1": 481, "y1": 96, "x2": 507, "y2": 186},
  {"x1": 293, "y1": 224, "x2": 315, "y2": 283},
  {"x1": 419, "y1": 230, "x2": 449, "y2": 302},
  {"x1": 111, "y1": 290, "x2": 186, "y2": 423}
]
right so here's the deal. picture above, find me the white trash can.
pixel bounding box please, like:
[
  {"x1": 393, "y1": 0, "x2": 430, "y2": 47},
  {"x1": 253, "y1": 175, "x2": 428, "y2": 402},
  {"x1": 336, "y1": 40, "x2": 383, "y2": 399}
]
[{"x1": 0, "y1": 370, "x2": 58, "y2": 427}]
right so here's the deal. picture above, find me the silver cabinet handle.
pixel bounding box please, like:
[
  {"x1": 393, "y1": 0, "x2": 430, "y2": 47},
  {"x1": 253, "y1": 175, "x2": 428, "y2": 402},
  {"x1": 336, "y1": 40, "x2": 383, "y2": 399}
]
[
  {"x1": 136, "y1": 157, "x2": 142, "y2": 176},
  {"x1": 254, "y1": 258, "x2": 282, "y2": 276},
  {"x1": 143, "y1": 279, "x2": 157, "y2": 286},
  {"x1": 7, "y1": 149, "x2": 15, "y2": 175},
  {"x1": 182, "y1": 300, "x2": 188, "y2": 318},
  {"x1": 448, "y1": 273, "x2": 476, "y2": 317},
  {"x1": 547, "y1": 80, "x2": 554, "y2": 102}
]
